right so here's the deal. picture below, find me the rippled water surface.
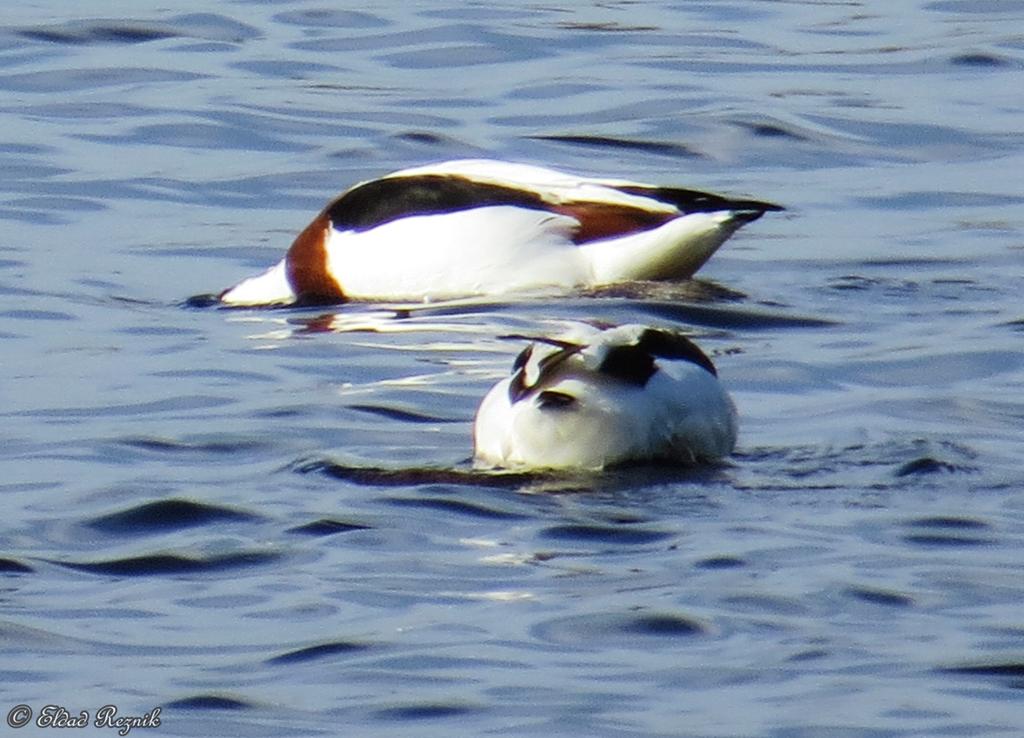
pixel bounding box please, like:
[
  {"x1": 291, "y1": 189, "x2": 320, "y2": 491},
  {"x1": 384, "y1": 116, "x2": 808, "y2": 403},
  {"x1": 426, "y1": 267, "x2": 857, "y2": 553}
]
[{"x1": 3, "y1": 1, "x2": 1024, "y2": 735}]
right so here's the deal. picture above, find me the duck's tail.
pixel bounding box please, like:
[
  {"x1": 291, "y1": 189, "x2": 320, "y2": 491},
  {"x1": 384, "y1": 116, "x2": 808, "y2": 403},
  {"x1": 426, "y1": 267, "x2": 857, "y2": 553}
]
[{"x1": 580, "y1": 198, "x2": 782, "y2": 284}]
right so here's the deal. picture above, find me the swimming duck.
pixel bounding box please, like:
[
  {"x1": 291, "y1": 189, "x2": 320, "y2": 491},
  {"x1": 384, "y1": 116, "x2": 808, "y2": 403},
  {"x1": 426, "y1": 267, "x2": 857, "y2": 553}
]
[
  {"x1": 473, "y1": 323, "x2": 737, "y2": 470},
  {"x1": 218, "y1": 159, "x2": 782, "y2": 306}
]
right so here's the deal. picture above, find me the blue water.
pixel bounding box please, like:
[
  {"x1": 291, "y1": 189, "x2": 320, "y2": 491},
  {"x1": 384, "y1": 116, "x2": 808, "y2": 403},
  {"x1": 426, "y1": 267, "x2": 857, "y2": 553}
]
[{"x1": 2, "y1": 2, "x2": 1024, "y2": 736}]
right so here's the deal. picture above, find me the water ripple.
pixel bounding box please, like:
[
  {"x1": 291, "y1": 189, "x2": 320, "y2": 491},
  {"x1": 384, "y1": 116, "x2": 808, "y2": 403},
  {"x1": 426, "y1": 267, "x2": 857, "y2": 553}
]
[
  {"x1": 533, "y1": 611, "x2": 710, "y2": 647},
  {"x1": 165, "y1": 695, "x2": 251, "y2": 711},
  {"x1": 286, "y1": 519, "x2": 373, "y2": 537},
  {"x1": 54, "y1": 551, "x2": 280, "y2": 577},
  {"x1": 0, "y1": 67, "x2": 205, "y2": 93},
  {"x1": 0, "y1": 557, "x2": 33, "y2": 573},
  {"x1": 85, "y1": 499, "x2": 260, "y2": 535},
  {"x1": 540, "y1": 524, "x2": 674, "y2": 546},
  {"x1": 267, "y1": 641, "x2": 372, "y2": 665}
]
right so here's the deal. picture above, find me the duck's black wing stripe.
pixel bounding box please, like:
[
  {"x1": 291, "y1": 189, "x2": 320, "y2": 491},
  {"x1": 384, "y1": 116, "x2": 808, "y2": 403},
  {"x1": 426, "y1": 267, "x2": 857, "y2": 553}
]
[
  {"x1": 329, "y1": 175, "x2": 549, "y2": 231},
  {"x1": 597, "y1": 345, "x2": 658, "y2": 386},
  {"x1": 512, "y1": 344, "x2": 533, "y2": 373},
  {"x1": 618, "y1": 185, "x2": 784, "y2": 217},
  {"x1": 508, "y1": 342, "x2": 583, "y2": 404},
  {"x1": 597, "y1": 330, "x2": 717, "y2": 386},
  {"x1": 636, "y1": 329, "x2": 718, "y2": 377}
]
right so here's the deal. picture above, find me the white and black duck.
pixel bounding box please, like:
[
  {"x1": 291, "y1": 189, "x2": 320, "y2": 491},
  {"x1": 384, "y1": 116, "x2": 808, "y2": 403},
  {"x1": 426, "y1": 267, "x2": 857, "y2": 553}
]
[
  {"x1": 218, "y1": 159, "x2": 782, "y2": 306},
  {"x1": 473, "y1": 323, "x2": 738, "y2": 470}
]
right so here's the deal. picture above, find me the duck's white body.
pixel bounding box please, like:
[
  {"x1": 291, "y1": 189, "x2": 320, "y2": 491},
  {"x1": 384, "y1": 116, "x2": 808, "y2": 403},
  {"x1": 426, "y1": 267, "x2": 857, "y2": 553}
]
[
  {"x1": 219, "y1": 160, "x2": 781, "y2": 306},
  {"x1": 473, "y1": 323, "x2": 737, "y2": 470}
]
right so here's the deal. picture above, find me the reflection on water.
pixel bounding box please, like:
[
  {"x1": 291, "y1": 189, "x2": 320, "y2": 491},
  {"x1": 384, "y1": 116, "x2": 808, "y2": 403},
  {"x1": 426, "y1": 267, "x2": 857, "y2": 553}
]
[{"x1": 2, "y1": 1, "x2": 1024, "y2": 736}]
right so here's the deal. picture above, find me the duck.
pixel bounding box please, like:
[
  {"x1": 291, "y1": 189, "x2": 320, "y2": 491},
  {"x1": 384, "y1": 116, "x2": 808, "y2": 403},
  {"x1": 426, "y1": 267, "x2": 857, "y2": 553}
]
[
  {"x1": 217, "y1": 159, "x2": 782, "y2": 306},
  {"x1": 473, "y1": 323, "x2": 737, "y2": 470}
]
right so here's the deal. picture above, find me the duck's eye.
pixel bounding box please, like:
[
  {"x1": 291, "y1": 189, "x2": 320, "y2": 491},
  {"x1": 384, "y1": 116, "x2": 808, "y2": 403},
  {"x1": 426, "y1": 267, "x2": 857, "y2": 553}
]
[{"x1": 536, "y1": 390, "x2": 576, "y2": 410}]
